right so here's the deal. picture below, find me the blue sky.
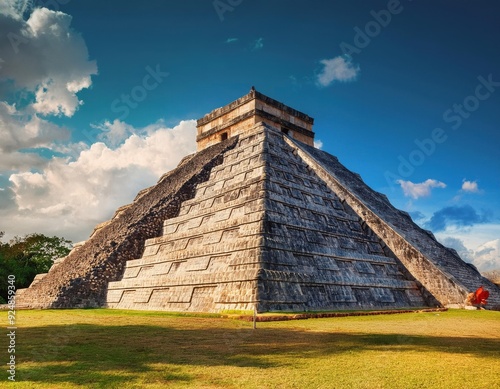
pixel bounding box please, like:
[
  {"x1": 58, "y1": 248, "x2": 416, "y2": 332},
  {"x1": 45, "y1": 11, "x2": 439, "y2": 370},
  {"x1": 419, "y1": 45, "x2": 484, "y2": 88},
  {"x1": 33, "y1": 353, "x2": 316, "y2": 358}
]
[{"x1": 1, "y1": 0, "x2": 499, "y2": 271}]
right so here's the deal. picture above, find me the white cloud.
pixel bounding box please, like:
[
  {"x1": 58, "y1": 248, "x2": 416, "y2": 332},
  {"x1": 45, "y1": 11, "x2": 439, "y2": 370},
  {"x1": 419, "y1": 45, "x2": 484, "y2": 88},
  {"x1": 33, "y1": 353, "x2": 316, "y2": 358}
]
[
  {"x1": 252, "y1": 37, "x2": 263, "y2": 51},
  {"x1": 0, "y1": 0, "x2": 30, "y2": 19},
  {"x1": 397, "y1": 179, "x2": 446, "y2": 199},
  {"x1": 225, "y1": 38, "x2": 238, "y2": 44},
  {"x1": 473, "y1": 239, "x2": 500, "y2": 272},
  {"x1": 32, "y1": 79, "x2": 82, "y2": 117},
  {"x1": 461, "y1": 180, "x2": 481, "y2": 193},
  {"x1": 314, "y1": 139, "x2": 323, "y2": 149},
  {"x1": 92, "y1": 119, "x2": 140, "y2": 148},
  {"x1": 0, "y1": 102, "x2": 70, "y2": 170},
  {"x1": 0, "y1": 3, "x2": 96, "y2": 171},
  {"x1": 0, "y1": 6, "x2": 97, "y2": 117},
  {"x1": 316, "y1": 55, "x2": 359, "y2": 87},
  {"x1": 441, "y1": 237, "x2": 474, "y2": 263},
  {"x1": 436, "y1": 223, "x2": 500, "y2": 251},
  {"x1": 440, "y1": 236, "x2": 500, "y2": 272},
  {"x1": 4, "y1": 120, "x2": 197, "y2": 242}
]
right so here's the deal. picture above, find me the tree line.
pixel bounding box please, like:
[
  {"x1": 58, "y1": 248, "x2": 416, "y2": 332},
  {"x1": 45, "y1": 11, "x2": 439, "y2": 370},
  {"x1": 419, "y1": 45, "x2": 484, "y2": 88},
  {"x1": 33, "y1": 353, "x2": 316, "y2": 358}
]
[{"x1": 0, "y1": 232, "x2": 72, "y2": 303}]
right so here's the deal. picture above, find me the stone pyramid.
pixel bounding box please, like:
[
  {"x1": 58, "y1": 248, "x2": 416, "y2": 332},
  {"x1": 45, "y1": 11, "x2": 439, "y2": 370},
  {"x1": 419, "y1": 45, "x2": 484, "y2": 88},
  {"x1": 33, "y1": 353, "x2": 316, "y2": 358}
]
[{"x1": 17, "y1": 89, "x2": 500, "y2": 312}]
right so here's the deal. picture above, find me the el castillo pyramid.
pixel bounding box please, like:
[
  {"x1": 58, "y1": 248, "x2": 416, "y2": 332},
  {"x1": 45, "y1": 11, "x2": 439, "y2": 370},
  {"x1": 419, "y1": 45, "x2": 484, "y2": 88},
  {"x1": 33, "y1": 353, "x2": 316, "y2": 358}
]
[{"x1": 17, "y1": 88, "x2": 500, "y2": 312}]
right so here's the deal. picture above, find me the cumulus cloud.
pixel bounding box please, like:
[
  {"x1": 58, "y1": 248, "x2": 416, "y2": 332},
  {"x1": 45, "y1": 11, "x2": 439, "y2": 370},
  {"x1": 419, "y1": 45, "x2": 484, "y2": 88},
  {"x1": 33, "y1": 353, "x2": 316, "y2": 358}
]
[
  {"x1": 0, "y1": 6, "x2": 97, "y2": 116},
  {"x1": 0, "y1": 103, "x2": 69, "y2": 151},
  {"x1": 0, "y1": 3, "x2": 96, "y2": 171},
  {"x1": 314, "y1": 139, "x2": 323, "y2": 149},
  {"x1": 316, "y1": 55, "x2": 359, "y2": 87},
  {"x1": 91, "y1": 119, "x2": 141, "y2": 148},
  {"x1": 0, "y1": 102, "x2": 70, "y2": 170},
  {"x1": 461, "y1": 180, "x2": 481, "y2": 193},
  {"x1": 4, "y1": 120, "x2": 197, "y2": 242},
  {"x1": 225, "y1": 38, "x2": 238, "y2": 44},
  {"x1": 441, "y1": 237, "x2": 475, "y2": 263},
  {"x1": 397, "y1": 179, "x2": 446, "y2": 199},
  {"x1": 474, "y1": 239, "x2": 500, "y2": 272},
  {"x1": 0, "y1": 0, "x2": 30, "y2": 19},
  {"x1": 440, "y1": 237, "x2": 500, "y2": 272},
  {"x1": 425, "y1": 205, "x2": 490, "y2": 232}
]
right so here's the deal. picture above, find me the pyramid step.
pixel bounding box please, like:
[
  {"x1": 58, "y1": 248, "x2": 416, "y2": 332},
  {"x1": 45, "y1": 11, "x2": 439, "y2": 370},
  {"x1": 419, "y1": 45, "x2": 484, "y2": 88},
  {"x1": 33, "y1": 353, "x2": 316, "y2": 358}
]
[
  {"x1": 177, "y1": 181, "x2": 264, "y2": 218},
  {"x1": 163, "y1": 198, "x2": 264, "y2": 235}
]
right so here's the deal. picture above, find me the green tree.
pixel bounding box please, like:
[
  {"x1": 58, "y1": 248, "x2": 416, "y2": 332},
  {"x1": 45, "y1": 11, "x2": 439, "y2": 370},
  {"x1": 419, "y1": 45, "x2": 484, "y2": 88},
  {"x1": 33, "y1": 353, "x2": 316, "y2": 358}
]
[{"x1": 0, "y1": 232, "x2": 72, "y2": 303}]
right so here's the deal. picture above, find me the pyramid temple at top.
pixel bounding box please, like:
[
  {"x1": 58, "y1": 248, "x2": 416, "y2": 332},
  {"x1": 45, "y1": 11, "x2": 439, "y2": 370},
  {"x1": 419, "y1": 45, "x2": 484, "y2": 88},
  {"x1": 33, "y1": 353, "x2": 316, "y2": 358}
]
[{"x1": 17, "y1": 88, "x2": 500, "y2": 312}]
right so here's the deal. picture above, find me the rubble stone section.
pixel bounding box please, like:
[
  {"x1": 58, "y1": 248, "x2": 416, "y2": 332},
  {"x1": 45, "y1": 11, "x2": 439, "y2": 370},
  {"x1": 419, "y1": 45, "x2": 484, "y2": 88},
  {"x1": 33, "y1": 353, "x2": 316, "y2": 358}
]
[
  {"x1": 16, "y1": 138, "x2": 238, "y2": 309},
  {"x1": 287, "y1": 137, "x2": 500, "y2": 310}
]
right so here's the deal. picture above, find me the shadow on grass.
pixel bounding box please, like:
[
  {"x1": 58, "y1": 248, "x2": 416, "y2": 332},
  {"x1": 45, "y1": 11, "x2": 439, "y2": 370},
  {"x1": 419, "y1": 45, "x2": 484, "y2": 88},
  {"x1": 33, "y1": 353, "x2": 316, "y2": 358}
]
[{"x1": 17, "y1": 323, "x2": 500, "y2": 386}]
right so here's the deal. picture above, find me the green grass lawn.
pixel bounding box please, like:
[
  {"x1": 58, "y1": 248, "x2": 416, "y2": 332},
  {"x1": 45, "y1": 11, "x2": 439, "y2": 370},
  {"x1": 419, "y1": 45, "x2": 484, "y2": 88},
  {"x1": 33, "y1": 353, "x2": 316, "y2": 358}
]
[{"x1": 1, "y1": 309, "x2": 499, "y2": 389}]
